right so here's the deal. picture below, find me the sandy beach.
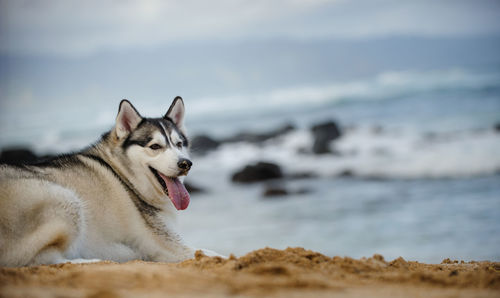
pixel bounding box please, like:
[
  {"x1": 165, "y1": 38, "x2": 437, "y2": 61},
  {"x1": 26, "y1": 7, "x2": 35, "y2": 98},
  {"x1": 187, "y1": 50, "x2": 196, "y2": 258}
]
[
  {"x1": 1, "y1": 247, "x2": 499, "y2": 298},
  {"x1": 2, "y1": 2, "x2": 500, "y2": 298}
]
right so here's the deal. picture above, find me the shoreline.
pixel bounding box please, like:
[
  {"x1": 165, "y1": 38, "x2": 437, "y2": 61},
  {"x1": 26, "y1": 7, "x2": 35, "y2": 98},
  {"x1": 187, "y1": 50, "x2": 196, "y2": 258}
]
[{"x1": 1, "y1": 247, "x2": 499, "y2": 297}]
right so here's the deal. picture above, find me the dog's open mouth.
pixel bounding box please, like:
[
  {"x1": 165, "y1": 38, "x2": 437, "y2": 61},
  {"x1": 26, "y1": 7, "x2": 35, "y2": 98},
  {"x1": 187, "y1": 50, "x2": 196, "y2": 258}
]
[{"x1": 149, "y1": 167, "x2": 190, "y2": 210}]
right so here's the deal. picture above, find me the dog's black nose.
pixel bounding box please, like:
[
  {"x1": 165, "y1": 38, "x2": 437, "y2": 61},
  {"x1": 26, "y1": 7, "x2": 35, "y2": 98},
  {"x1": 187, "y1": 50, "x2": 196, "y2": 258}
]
[{"x1": 177, "y1": 158, "x2": 192, "y2": 171}]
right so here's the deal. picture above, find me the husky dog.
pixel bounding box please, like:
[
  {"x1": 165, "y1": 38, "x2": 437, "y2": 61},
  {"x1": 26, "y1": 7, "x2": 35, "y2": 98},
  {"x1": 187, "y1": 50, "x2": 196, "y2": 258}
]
[{"x1": 0, "y1": 97, "x2": 219, "y2": 267}]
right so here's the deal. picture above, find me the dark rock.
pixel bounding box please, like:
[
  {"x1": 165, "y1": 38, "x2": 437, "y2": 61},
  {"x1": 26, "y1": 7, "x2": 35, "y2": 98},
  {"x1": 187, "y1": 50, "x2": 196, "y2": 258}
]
[
  {"x1": 0, "y1": 147, "x2": 38, "y2": 165},
  {"x1": 223, "y1": 124, "x2": 295, "y2": 144},
  {"x1": 190, "y1": 135, "x2": 220, "y2": 155},
  {"x1": 287, "y1": 172, "x2": 318, "y2": 180},
  {"x1": 189, "y1": 123, "x2": 296, "y2": 155},
  {"x1": 231, "y1": 162, "x2": 283, "y2": 183},
  {"x1": 263, "y1": 187, "x2": 288, "y2": 197},
  {"x1": 184, "y1": 182, "x2": 205, "y2": 194},
  {"x1": 335, "y1": 170, "x2": 388, "y2": 181},
  {"x1": 311, "y1": 121, "x2": 341, "y2": 154},
  {"x1": 494, "y1": 123, "x2": 500, "y2": 132},
  {"x1": 363, "y1": 175, "x2": 389, "y2": 181},
  {"x1": 262, "y1": 185, "x2": 311, "y2": 198},
  {"x1": 338, "y1": 169, "x2": 355, "y2": 177}
]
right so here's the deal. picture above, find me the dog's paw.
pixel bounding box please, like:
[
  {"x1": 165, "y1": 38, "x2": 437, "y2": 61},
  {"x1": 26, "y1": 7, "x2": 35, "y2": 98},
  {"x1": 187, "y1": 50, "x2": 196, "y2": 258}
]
[
  {"x1": 64, "y1": 258, "x2": 102, "y2": 264},
  {"x1": 199, "y1": 248, "x2": 227, "y2": 259}
]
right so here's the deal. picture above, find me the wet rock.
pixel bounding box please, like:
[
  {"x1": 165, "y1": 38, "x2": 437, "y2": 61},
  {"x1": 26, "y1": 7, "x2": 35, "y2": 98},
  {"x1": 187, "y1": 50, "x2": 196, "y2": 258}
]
[
  {"x1": 494, "y1": 123, "x2": 500, "y2": 132},
  {"x1": 223, "y1": 124, "x2": 295, "y2": 144},
  {"x1": 262, "y1": 185, "x2": 311, "y2": 198},
  {"x1": 262, "y1": 184, "x2": 312, "y2": 198},
  {"x1": 363, "y1": 175, "x2": 389, "y2": 181},
  {"x1": 338, "y1": 169, "x2": 355, "y2": 177},
  {"x1": 189, "y1": 123, "x2": 296, "y2": 155},
  {"x1": 184, "y1": 182, "x2": 205, "y2": 194},
  {"x1": 311, "y1": 121, "x2": 341, "y2": 154},
  {"x1": 231, "y1": 162, "x2": 283, "y2": 183},
  {"x1": 190, "y1": 135, "x2": 220, "y2": 155},
  {"x1": 287, "y1": 171, "x2": 318, "y2": 180},
  {"x1": 0, "y1": 147, "x2": 38, "y2": 165},
  {"x1": 262, "y1": 187, "x2": 288, "y2": 197}
]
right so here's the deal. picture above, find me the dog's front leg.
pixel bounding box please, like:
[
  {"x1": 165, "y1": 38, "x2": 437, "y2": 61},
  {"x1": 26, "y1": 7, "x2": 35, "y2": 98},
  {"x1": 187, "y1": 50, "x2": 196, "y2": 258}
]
[
  {"x1": 147, "y1": 244, "x2": 225, "y2": 262},
  {"x1": 195, "y1": 248, "x2": 227, "y2": 258},
  {"x1": 141, "y1": 238, "x2": 196, "y2": 263}
]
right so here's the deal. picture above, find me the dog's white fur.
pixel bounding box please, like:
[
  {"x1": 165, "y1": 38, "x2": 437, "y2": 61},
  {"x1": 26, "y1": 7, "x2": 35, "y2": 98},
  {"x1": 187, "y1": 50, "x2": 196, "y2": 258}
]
[{"x1": 0, "y1": 98, "x2": 220, "y2": 267}]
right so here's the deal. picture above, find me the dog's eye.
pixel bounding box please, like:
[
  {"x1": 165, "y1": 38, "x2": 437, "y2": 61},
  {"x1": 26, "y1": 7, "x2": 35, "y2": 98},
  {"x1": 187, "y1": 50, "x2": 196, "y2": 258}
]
[
  {"x1": 149, "y1": 144, "x2": 162, "y2": 150},
  {"x1": 176, "y1": 142, "x2": 183, "y2": 148}
]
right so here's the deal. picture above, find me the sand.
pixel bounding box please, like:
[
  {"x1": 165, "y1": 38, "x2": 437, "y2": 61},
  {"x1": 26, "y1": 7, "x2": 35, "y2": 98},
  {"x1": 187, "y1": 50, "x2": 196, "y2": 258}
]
[{"x1": 1, "y1": 247, "x2": 499, "y2": 298}]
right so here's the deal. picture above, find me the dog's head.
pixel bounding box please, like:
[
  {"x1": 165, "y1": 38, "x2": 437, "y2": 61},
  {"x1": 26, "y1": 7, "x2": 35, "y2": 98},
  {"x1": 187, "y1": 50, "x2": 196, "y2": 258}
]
[{"x1": 110, "y1": 97, "x2": 192, "y2": 210}]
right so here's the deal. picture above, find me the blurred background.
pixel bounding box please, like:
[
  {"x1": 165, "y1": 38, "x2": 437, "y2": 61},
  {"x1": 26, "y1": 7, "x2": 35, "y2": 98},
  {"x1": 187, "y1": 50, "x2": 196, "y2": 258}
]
[{"x1": 1, "y1": 0, "x2": 500, "y2": 263}]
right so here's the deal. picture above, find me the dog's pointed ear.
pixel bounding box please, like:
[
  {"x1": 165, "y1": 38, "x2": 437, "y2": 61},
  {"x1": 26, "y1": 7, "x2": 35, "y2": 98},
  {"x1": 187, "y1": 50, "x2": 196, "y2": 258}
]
[
  {"x1": 164, "y1": 96, "x2": 185, "y2": 129},
  {"x1": 115, "y1": 99, "x2": 142, "y2": 139}
]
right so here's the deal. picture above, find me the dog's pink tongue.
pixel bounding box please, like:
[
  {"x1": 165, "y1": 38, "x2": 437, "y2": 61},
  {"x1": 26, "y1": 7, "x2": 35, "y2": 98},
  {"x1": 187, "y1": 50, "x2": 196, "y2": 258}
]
[{"x1": 160, "y1": 174, "x2": 190, "y2": 210}]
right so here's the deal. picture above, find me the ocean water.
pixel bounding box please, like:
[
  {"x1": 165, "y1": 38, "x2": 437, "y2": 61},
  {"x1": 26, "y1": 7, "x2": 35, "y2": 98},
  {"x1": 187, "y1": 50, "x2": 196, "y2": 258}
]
[
  {"x1": 178, "y1": 68, "x2": 500, "y2": 263},
  {"x1": 1, "y1": 68, "x2": 500, "y2": 263}
]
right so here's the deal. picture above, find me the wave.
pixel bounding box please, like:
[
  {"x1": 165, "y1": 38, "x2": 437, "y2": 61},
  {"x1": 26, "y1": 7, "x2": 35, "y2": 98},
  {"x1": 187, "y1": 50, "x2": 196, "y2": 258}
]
[
  {"x1": 1, "y1": 68, "x2": 498, "y2": 157},
  {"x1": 186, "y1": 68, "x2": 500, "y2": 119},
  {"x1": 192, "y1": 127, "x2": 500, "y2": 180}
]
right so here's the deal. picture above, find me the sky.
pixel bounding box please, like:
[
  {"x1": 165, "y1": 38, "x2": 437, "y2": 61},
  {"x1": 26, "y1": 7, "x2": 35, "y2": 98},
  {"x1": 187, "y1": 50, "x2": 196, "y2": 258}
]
[{"x1": 1, "y1": 0, "x2": 500, "y2": 57}]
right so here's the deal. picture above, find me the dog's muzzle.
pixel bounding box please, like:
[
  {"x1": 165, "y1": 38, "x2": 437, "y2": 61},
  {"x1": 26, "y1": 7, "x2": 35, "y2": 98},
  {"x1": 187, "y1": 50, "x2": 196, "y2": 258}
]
[{"x1": 177, "y1": 158, "x2": 192, "y2": 174}]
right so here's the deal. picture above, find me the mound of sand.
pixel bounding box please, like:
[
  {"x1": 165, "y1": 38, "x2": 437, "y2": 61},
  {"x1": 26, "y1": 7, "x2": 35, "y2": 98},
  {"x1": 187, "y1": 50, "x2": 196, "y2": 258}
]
[{"x1": 1, "y1": 247, "x2": 499, "y2": 297}]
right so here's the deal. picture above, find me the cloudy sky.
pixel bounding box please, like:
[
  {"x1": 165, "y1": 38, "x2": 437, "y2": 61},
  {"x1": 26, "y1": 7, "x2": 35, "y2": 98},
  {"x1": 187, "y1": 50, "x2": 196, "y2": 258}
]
[{"x1": 1, "y1": 0, "x2": 500, "y2": 56}]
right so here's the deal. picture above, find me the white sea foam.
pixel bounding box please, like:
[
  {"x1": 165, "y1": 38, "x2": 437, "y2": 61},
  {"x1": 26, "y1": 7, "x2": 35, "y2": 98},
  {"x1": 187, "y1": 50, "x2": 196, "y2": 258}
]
[{"x1": 191, "y1": 127, "x2": 500, "y2": 181}]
